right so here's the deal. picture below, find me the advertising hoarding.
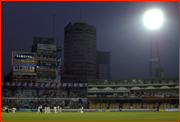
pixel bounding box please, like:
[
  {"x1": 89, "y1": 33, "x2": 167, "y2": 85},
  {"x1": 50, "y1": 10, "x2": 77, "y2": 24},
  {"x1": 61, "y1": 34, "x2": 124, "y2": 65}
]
[
  {"x1": 13, "y1": 72, "x2": 36, "y2": 75},
  {"x1": 55, "y1": 49, "x2": 61, "y2": 83},
  {"x1": 37, "y1": 52, "x2": 56, "y2": 56},
  {"x1": 37, "y1": 44, "x2": 56, "y2": 50},
  {"x1": 34, "y1": 37, "x2": 54, "y2": 45},
  {"x1": 12, "y1": 52, "x2": 37, "y2": 66},
  {"x1": 37, "y1": 57, "x2": 56, "y2": 61},
  {"x1": 36, "y1": 79, "x2": 55, "y2": 82},
  {"x1": 37, "y1": 63, "x2": 56, "y2": 67},
  {"x1": 37, "y1": 68, "x2": 55, "y2": 72},
  {"x1": 13, "y1": 66, "x2": 35, "y2": 72}
]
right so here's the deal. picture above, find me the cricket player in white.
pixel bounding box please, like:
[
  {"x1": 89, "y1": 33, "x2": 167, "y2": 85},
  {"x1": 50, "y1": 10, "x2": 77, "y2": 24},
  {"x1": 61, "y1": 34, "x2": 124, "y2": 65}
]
[
  {"x1": 37, "y1": 106, "x2": 41, "y2": 113},
  {"x1": 12, "y1": 108, "x2": 16, "y2": 113},
  {"x1": 81, "y1": 106, "x2": 84, "y2": 113},
  {"x1": 54, "y1": 106, "x2": 57, "y2": 113},
  {"x1": 47, "y1": 107, "x2": 51, "y2": 114},
  {"x1": 60, "y1": 107, "x2": 62, "y2": 113},
  {"x1": 58, "y1": 106, "x2": 60, "y2": 113}
]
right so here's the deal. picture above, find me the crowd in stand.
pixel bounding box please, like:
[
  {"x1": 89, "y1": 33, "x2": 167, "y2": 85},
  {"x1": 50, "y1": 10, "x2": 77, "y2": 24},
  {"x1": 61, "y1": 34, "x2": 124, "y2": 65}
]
[
  {"x1": 70, "y1": 90, "x2": 87, "y2": 98},
  {"x1": 1, "y1": 89, "x2": 12, "y2": 97},
  {"x1": 1, "y1": 89, "x2": 87, "y2": 98}
]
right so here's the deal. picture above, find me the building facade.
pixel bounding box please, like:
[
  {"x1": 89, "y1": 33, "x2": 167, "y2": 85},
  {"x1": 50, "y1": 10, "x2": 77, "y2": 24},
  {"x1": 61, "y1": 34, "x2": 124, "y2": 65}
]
[
  {"x1": 97, "y1": 51, "x2": 110, "y2": 79},
  {"x1": 32, "y1": 37, "x2": 61, "y2": 83},
  {"x1": 64, "y1": 22, "x2": 97, "y2": 83}
]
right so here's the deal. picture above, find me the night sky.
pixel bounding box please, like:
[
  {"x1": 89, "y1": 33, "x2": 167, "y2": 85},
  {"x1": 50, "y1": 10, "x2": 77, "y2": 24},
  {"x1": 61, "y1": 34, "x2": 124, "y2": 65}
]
[{"x1": 1, "y1": 1, "x2": 179, "y2": 81}]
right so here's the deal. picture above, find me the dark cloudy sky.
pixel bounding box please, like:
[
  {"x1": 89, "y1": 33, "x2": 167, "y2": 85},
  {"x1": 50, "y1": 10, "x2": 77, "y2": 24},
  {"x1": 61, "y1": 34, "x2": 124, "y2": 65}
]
[{"x1": 1, "y1": 1, "x2": 179, "y2": 81}]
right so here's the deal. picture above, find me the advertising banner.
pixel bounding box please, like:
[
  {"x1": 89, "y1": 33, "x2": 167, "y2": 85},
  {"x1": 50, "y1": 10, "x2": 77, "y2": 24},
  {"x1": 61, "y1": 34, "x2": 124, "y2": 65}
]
[
  {"x1": 165, "y1": 109, "x2": 179, "y2": 112},
  {"x1": 55, "y1": 49, "x2": 61, "y2": 83},
  {"x1": 37, "y1": 73, "x2": 56, "y2": 77},
  {"x1": 36, "y1": 68, "x2": 55, "y2": 72},
  {"x1": 13, "y1": 72, "x2": 36, "y2": 76},
  {"x1": 36, "y1": 79, "x2": 55, "y2": 82},
  {"x1": 37, "y1": 57, "x2": 56, "y2": 61},
  {"x1": 37, "y1": 52, "x2": 56, "y2": 56},
  {"x1": 37, "y1": 44, "x2": 56, "y2": 50},
  {"x1": 13, "y1": 66, "x2": 35, "y2": 72},
  {"x1": 37, "y1": 63, "x2": 56, "y2": 67},
  {"x1": 12, "y1": 51, "x2": 37, "y2": 66}
]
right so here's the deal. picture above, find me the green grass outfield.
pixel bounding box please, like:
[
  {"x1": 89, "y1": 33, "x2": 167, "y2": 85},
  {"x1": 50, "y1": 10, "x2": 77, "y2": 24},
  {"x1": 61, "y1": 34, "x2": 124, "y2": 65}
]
[{"x1": 1, "y1": 111, "x2": 179, "y2": 121}]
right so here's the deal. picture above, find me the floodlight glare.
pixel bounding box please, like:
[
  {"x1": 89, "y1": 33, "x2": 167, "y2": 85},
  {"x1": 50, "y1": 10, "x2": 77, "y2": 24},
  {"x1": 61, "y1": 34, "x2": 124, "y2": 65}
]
[{"x1": 144, "y1": 9, "x2": 163, "y2": 29}]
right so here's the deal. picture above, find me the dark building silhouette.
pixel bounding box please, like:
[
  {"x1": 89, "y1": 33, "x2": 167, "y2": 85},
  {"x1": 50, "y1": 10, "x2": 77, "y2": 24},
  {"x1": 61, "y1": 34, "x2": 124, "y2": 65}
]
[
  {"x1": 96, "y1": 51, "x2": 111, "y2": 79},
  {"x1": 63, "y1": 22, "x2": 97, "y2": 83}
]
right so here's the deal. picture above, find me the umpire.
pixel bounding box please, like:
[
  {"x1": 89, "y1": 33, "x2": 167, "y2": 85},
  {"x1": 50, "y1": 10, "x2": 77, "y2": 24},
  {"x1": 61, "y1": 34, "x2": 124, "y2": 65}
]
[
  {"x1": 40, "y1": 105, "x2": 42, "y2": 113},
  {"x1": 5, "y1": 107, "x2": 9, "y2": 113}
]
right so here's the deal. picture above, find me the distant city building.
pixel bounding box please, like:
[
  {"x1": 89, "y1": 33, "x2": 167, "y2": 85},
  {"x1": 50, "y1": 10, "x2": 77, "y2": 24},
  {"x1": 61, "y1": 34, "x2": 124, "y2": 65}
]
[
  {"x1": 32, "y1": 37, "x2": 61, "y2": 83},
  {"x1": 63, "y1": 22, "x2": 97, "y2": 83},
  {"x1": 97, "y1": 51, "x2": 110, "y2": 79}
]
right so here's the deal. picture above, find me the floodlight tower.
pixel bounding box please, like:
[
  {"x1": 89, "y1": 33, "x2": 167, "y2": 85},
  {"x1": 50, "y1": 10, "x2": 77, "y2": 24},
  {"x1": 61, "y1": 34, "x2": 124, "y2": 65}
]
[{"x1": 143, "y1": 9, "x2": 164, "y2": 78}]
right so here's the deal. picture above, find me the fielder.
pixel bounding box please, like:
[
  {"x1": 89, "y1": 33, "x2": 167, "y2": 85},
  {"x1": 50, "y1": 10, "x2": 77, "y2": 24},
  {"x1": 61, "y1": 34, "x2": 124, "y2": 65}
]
[
  {"x1": 45, "y1": 106, "x2": 47, "y2": 114},
  {"x1": 54, "y1": 106, "x2": 57, "y2": 114},
  {"x1": 81, "y1": 106, "x2": 84, "y2": 114},
  {"x1": 46, "y1": 107, "x2": 51, "y2": 114},
  {"x1": 60, "y1": 107, "x2": 62, "y2": 113},
  {"x1": 37, "y1": 106, "x2": 41, "y2": 114},
  {"x1": 12, "y1": 107, "x2": 16, "y2": 114},
  {"x1": 58, "y1": 106, "x2": 60, "y2": 113}
]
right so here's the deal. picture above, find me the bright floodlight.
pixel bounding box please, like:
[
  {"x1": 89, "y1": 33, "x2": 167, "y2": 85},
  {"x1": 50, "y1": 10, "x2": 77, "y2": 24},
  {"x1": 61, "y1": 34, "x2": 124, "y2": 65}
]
[{"x1": 144, "y1": 9, "x2": 163, "y2": 29}]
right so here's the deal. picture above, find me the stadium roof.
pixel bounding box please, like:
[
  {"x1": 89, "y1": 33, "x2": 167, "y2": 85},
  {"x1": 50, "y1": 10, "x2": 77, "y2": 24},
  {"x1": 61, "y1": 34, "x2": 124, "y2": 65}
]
[
  {"x1": 89, "y1": 87, "x2": 100, "y2": 90},
  {"x1": 87, "y1": 77, "x2": 178, "y2": 83},
  {"x1": 131, "y1": 87, "x2": 141, "y2": 90},
  {"x1": 174, "y1": 86, "x2": 179, "y2": 88},
  {"x1": 102, "y1": 87, "x2": 113, "y2": 91},
  {"x1": 145, "y1": 86, "x2": 156, "y2": 90},
  {"x1": 116, "y1": 87, "x2": 128, "y2": 90},
  {"x1": 160, "y1": 86, "x2": 170, "y2": 89}
]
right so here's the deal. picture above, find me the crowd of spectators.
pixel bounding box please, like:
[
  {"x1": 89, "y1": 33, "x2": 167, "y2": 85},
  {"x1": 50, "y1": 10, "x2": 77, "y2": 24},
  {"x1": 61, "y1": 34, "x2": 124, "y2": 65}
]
[
  {"x1": 1, "y1": 89, "x2": 12, "y2": 97},
  {"x1": 70, "y1": 90, "x2": 87, "y2": 98}
]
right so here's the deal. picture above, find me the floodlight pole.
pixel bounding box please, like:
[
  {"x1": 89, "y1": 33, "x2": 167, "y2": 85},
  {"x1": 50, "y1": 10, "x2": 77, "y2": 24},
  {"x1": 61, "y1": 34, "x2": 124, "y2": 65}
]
[
  {"x1": 149, "y1": 31, "x2": 152, "y2": 78},
  {"x1": 156, "y1": 31, "x2": 161, "y2": 69}
]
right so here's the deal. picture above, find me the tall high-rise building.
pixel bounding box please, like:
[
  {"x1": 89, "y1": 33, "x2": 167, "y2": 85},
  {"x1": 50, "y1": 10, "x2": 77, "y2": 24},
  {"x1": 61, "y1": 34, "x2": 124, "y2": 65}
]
[
  {"x1": 97, "y1": 51, "x2": 110, "y2": 79},
  {"x1": 64, "y1": 22, "x2": 96, "y2": 83}
]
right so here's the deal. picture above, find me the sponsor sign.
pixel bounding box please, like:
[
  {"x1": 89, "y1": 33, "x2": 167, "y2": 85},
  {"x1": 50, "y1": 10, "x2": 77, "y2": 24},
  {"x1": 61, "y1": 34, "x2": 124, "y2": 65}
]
[
  {"x1": 37, "y1": 57, "x2": 56, "y2": 61},
  {"x1": 37, "y1": 73, "x2": 56, "y2": 77},
  {"x1": 37, "y1": 52, "x2": 56, "y2": 56},
  {"x1": 36, "y1": 79, "x2": 55, "y2": 82},
  {"x1": 37, "y1": 44, "x2": 56, "y2": 50},
  {"x1": 13, "y1": 72, "x2": 36, "y2": 75},
  {"x1": 37, "y1": 63, "x2": 56, "y2": 67},
  {"x1": 13, "y1": 66, "x2": 35, "y2": 72},
  {"x1": 55, "y1": 49, "x2": 61, "y2": 83},
  {"x1": 37, "y1": 68, "x2": 55, "y2": 72},
  {"x1": 165, "y1": 109, "x2": 179, "y2": 112},
  {"x1": 12, "y1": 51, "x2": 37, "y2": 66}
]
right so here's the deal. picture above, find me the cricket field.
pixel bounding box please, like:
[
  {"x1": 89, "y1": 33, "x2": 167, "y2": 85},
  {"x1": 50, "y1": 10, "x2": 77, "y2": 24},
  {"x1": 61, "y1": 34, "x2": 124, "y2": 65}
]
[{"x1": 1, "y1": 111, "x2": 179, "y2": 121}]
